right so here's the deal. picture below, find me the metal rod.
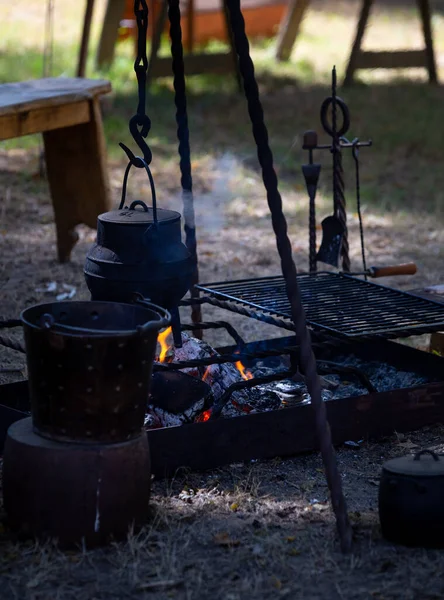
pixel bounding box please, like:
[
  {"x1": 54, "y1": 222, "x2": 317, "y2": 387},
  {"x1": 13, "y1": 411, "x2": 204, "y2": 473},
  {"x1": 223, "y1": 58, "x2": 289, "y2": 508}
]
[
  {"x1": 210, "y1": 369, "x2": 296, "y2": 419},
  {"x1": 224, "y1": 1, "x2": 352, "y2": 552}
]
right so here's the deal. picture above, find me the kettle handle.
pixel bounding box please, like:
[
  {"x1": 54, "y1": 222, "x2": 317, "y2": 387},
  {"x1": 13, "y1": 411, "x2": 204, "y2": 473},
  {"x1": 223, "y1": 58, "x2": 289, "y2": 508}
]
[
  {"x1": 131, "y1": 293, "x2": 171, "y2": 331},
  {"x1": 414, "y1": 449, "x2": 440, "y2": 462},
  {"x1": 118, "y1": 157, "x2": 158, "y2": 225}
]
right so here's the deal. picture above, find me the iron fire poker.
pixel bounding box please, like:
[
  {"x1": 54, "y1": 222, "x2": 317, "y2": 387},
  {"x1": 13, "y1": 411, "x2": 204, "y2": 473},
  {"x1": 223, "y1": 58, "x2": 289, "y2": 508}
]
[{"x1": 302, "y1": 67, "x2": 372, "y2": 272}]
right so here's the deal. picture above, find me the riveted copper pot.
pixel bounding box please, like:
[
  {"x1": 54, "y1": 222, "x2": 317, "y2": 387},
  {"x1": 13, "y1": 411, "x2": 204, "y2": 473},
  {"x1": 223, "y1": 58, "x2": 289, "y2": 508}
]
[{"x1": 21, "y1": 295, "x2": 170, "y2": 444}]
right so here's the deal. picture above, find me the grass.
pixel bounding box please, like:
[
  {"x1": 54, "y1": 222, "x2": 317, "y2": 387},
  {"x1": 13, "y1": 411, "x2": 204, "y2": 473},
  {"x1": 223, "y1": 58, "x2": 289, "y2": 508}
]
[{"x1": 3, "y1": 0, "x2": 444, "y2": 217}]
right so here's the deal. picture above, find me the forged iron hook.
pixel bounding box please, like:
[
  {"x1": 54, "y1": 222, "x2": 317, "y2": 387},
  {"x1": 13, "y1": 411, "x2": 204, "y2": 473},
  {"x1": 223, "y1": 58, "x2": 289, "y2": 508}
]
[
  {"x1": 351, "y1": 137, "x2": 360, "y2": 161},
  {"x1": 119, "y1": 142, "x2": 145, "y2": 169},
  {"x1": 124, "y1": 114, "x2": 153, "y2": 166}
]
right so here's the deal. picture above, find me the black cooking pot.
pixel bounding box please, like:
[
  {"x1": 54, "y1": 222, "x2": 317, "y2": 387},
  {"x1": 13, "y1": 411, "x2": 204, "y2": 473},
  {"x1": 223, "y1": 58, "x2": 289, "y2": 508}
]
[
  {"x1": 84, "y1": 160, "x2": 194, "y2": 309},
  {"x1": 379, "y1": 449, "x2": 444, "y2": 548}
]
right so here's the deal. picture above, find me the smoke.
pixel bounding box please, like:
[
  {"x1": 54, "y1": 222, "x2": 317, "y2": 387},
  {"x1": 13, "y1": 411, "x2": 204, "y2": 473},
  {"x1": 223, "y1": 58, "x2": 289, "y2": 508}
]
[{"x1": 193, "y1": 152, "x2": 238, "y2": 234}]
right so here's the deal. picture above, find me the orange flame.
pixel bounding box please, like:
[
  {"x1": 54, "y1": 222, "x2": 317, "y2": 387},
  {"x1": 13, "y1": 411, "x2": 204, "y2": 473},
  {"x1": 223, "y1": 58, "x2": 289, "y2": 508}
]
[
  {"x1": 202, "y1": 365, "x2": 212, "y2": 383},
  {"x1": 235, "y1": 360, "x2": 253, "y2": 381},
  {"x1": 157, "y1": 326, "x2": 173, "y2": 362}
]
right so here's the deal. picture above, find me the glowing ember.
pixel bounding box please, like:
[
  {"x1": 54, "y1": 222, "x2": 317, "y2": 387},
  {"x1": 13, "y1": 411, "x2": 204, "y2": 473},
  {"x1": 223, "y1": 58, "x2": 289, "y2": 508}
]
[
  {"x1": 196, "y1": 409, "x2": 212, "y2": 422},
  {"x1": 235, "y1": 360, "x2": 253, "y2": 381},
  {"x1": 157, "y1": 326, "x2": 173, "y2": 362},
  {"x1": 231, "y1": 399, "x2": 253, "y2": 413}
]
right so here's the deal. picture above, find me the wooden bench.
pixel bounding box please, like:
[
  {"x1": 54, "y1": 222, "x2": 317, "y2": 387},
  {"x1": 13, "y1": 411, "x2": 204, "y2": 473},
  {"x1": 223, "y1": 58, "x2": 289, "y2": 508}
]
[{"x1": 0, "y1": 78, "x2": 113, "y2": 262}]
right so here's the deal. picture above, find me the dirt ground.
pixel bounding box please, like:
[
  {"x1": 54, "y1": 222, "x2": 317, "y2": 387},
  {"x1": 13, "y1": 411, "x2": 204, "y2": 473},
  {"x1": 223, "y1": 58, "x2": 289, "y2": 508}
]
[
  {"x1": 0, "y1": 426, "x2": 444, "y2": 600},
  {"x1": 1, "y1": 139, "x2": 444, "y2": 598}
]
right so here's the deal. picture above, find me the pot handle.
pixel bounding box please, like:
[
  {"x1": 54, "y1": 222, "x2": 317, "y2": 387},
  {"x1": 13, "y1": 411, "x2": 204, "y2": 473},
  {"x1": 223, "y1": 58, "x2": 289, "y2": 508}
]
[
  {"x1": 132, "y1": 293, "x2": 171, "y2": 332},
  {"x1": 39, "y1": 313, "x2": 130, "y2": 337},
  {"x1": 118, "y1": 158, "x2": 158, "y2": 225},
  {"x1": 128, "y1": 200, "x2": 149, "y2": 212},
  {"x1": 39, "y1": 298, "x2": 170, "y2": 336},
  {"x1": 413, "y1": 449, "x2": 440, "y2": 462}
]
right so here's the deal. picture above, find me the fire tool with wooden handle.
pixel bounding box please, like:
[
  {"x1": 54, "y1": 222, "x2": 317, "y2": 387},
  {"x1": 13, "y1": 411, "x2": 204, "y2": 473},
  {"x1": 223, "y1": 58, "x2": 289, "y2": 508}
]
[{"x1": 348, "y1": 263, "x2": 417, "y2": 278}]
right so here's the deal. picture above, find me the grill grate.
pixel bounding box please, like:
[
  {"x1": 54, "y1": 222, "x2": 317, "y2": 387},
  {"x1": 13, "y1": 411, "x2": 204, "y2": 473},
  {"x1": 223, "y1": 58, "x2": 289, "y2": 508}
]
[{"x1": 196, "y1": 272, "x2": 444, "y2": 339}]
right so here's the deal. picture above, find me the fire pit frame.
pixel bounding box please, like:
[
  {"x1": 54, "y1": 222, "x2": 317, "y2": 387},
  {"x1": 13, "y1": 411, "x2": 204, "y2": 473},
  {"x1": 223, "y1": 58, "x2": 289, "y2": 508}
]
[{"x1": 1, "y1": 336, "x2": 443, "y2": 476}]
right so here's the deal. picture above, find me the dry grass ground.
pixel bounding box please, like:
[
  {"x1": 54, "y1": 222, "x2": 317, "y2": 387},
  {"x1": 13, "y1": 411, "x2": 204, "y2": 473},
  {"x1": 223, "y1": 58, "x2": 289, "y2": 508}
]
[
  {"x1": 1, "y1": 425, "x2": 444, "y2": 599},
  {"x1": 2, "y1": 0, "x2": 444, "y2": 597}
]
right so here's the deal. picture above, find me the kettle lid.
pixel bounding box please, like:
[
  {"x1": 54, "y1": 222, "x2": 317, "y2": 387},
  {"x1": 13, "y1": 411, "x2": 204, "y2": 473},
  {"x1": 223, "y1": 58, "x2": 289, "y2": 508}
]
[
  {"x1": 383, "y1": 449, "x2": 444, "y2": 477},
  {"x1": 99, "y1": 200, "x2": 180, "y2": 225}
]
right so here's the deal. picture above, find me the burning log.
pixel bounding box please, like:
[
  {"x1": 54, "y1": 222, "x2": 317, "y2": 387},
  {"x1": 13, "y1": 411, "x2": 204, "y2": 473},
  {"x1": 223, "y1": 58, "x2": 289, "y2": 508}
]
[{"x1": 148, "y1": 331, "x2": 307, "y2": 427}]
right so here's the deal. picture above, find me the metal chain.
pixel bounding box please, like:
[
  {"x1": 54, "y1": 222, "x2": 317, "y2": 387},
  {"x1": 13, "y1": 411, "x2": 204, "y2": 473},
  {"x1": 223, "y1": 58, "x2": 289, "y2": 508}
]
[
  {"x1": 167, "y1": 0, "x2": 202, "y2": 332},
  {"x1": 224, "y1": 0, "x2": 352, "y2": 553},
  {"x1": 119, "y1": 1, "x2": 153, "y2": 167}
]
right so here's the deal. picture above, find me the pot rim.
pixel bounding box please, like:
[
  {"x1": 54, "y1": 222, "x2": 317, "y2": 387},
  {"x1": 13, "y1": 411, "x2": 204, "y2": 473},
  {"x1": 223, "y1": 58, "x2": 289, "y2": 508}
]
[
  {"x1": 382, "y1": 449, "x2": 444, "y2": 477},
  {"x1": 98, "y1": 206, "x2": 181, "y2": 225},
  {"x1": 20, "y1": 299, "x2": 171, "y2": 338}
]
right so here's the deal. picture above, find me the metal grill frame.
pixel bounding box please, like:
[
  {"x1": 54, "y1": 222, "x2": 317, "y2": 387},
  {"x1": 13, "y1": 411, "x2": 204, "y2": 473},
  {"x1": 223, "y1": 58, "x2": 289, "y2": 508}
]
[{"x1": 195, "y1": 272, "x2": 444, "y2": 340}]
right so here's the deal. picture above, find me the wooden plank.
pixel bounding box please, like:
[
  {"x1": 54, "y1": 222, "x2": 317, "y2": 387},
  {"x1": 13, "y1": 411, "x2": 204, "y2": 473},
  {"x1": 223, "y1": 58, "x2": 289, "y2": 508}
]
[
  {"x1": 355, "y1": 49, "x2": 428, "y2": 70},
  {"x1": 0, "y1": 78, "x2": 111, "y2": 117},
  {"x1": 96, "y1": 0, "x2": 126, "y2": 69},
  {"x1": 149, "y1": 51, "x2": 234, "y2": 77},
  {"x1": 0, "y1": 101, "x2": 90, "y2": 141},
  {"x1": 43, "y1": 98, "x2": 112, "y2": 262},
  {"x1": 275, "y1": 0, "x2": 310, "y2": 62}
]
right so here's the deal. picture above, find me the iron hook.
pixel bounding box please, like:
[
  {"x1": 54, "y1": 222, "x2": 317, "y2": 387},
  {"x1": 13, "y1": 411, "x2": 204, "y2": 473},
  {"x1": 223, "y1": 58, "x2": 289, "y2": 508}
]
[
  {"x1": 351, "y1": 137, "x2": 360, "y2": 161},
  {"x1": 125, "y1": 114, "x2": 152, "y2": 166}
]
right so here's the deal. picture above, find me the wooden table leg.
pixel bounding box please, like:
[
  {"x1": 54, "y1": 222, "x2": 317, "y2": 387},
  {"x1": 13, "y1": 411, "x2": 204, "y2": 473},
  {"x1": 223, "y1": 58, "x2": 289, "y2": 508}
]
[
  {"x1": 275, "y1": 0, "x2": 310, "y2": 62},
  {"x1": 343, "y1": 0, "x2": 373, "y2": 86},
  {"x1": 418, "y1": 0, "x2": 438, "y2": 83},
  {"x1": 147, "y1": 0, "x2": 168, "y2": 83},
  {"x1": 96, "y1": 0, "x2": 126, "y2": 69},
  {"x1": 43, "y1": 98, "x2": 112, "y2": 263}
]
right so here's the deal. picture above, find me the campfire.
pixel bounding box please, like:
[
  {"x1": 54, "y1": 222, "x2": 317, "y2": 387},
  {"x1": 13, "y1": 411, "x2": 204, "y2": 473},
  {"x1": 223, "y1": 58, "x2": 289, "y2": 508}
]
[{"x1": 146, "y1": 326, "x2": 434, "y2": 430}]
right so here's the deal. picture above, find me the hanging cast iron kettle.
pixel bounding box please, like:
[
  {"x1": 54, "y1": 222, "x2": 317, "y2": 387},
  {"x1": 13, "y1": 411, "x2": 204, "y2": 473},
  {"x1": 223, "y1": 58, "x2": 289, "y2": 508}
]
[
  {"x1": 84, "y1": 159, "x2": 194, "y2": 309},
  {"x1": 379, "y1": 449, "x2": 444, "y2": 548}
]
